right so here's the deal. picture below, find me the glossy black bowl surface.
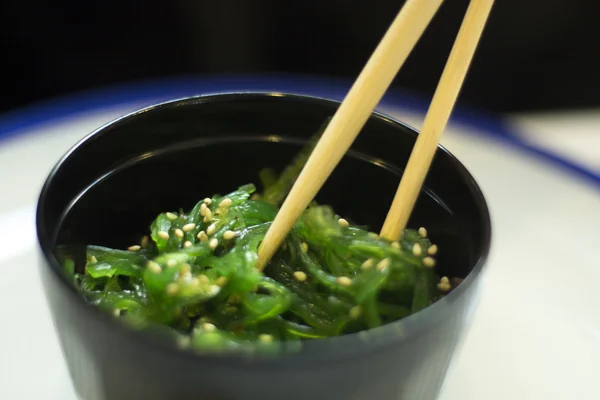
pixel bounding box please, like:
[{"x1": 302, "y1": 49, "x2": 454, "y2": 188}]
[{"x1": 37, "y1": 93, "x2": 491, "y2": 400}]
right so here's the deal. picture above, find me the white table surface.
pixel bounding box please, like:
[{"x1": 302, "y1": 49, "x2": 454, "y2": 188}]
[
  {"x1": 510, "y1": 109, "x2": 600, "y2": 176},
  {"x1": 0, "y1": 78, "x2": 598, "y2": 399}
]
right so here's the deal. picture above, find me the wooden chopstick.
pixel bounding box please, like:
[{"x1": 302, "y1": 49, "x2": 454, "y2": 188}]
[
  {"x1": 379, "y1": 0, "x2": 494, "y2": 241},
  {"x1": 256, "y1": 0, "x2": 444, "y2": 270}
]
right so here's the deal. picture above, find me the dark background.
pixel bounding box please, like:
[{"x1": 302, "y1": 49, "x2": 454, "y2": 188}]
[{"x1": 1, "y1": 0, "x2": 598, "y2": 114}]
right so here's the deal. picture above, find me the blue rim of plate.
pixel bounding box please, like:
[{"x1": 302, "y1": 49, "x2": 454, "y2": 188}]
[{"x1": 1, "y1": 74, "x2": 598, "y2": 187}]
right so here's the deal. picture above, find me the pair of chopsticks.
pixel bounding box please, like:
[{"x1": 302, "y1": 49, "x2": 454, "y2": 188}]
[{"x1": 257, "y1": 0, "x2": 494, "y2": 270}]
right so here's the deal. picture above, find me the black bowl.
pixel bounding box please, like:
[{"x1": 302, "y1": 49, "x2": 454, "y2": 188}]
[{"x1": 37, "y1": 93, "x2": 491, "y2": 400}]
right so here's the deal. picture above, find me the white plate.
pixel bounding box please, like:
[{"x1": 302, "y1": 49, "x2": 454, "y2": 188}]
[{"x1": 0, "y1": 78, "x2": 598, "y2": 400}]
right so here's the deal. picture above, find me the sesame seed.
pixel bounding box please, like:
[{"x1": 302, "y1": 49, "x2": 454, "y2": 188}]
[
  {"x1": 440, "y1": 276, "x2": 450, "y2": 285},
  {"x1": 223, "y1": 230, "x2": 236, "y2": 240},
  {"x1": 349, "y1": 306, "x2": 362, "y2": 319},
  {"x1": 208, "y1": 285, "x2": 221, "y2": 296},
  {"x1": 202, "y1": 323, "x2": 217, "y2": 333},
  {"x1": 293, "y1": 271, "x2": 307, "y2": 282},
  {"x1": 179, "y1": 272, "x2": 192, "y2": 281},
  {"x1": 127, "y1": 245, "x2": 141, "y2": 252},
  {"x1": 215, "y1": 276, "x2": 228, "y2": 287},
  {"x1": 219, "y1": 198, "x2": 232, "y2": 208},
  {"x1": 140, "y1": 235, "x2": 149, "y2": 249},
  {"x1": 377, "y1": 258, "x2": 391, "y2": 271},
  {"x1": 175, "y1": 228, "x2": 184, "y2": 238},
  {"x1": 423, "y1": 257, "x2": 436, "y2": 268},
  {"x1": 147, "y1": 261, "x2": 162, "y2": 274},
  {"x1": 258, "y1": 334, "x2": 273, "y2": 343},
  {"x1": 336, "y1": 276, "x2": 353, "y2": 286},
  {"x1": 418, "y1": 227, "x2": 428, "y2": 237},
  {"x1": 167, "y1": 259, "x2": 177, "y2": 268},
  {"x1": 412, "y1": 243, "x2": 422, "y2": 256},
  {"x1": 214, "y1": 209, "x2": 221, "y2": 216},
  {"x1": 166, "y1": 282, "x2": 179, "y2": 295},
  {"x1": 361, "y1": 258, "x2": 374, "y2": 270},
  {"x1": 391, "y1": 241, "x2": 401, "y2": 249},
  {"x1": 198, "y1": 231, "x2": 209, "y2": 242},
  {"x1": 182, "y1": 223, "x2": 196, "y2": 232},
  {"x1": 183, "y1": 240, "x2": 192, "y2": 248},
  {"x1": 428, "y1": 244, "x2": 438, "y2": 255},
  {"x1": 203, "y1": 198, "x2": 212, "y2": 205},
  {"x1": 209, "y1": 238, "x2": 219, "y2": 250},
  {"x1": 206, "y1": 224, "x2": 217, "y2": 236},
  {"x1": 166, "y1": 212, "x2": 178, "y2": 220},
  {"x1": 180, "y1": 263, "x2": 191, "y2": 276},
  {"x1": 338, "y1": 218, "x2": 349, "y2": 228},
  {"x1": 203, "y1": 209, "x2": 213, "y2": 223},
  {"x1": 157, "y1": 231, "x2": 169, "y2": 240},
  {"x1": 301, "y1": 242, "x2": 309, "y2": 253},
  {"x1": 89, "y1": 256, "x2": 98, "y2": 264},
  {"x1": 437, "y1": 282, "x2": 451, "y2": 292},
  {"x1": 200, "y1": 203, "x2": 208, "y2": 217},
  {"x1": 198, "y1": 274, "x2": 210, "y2": 285}
]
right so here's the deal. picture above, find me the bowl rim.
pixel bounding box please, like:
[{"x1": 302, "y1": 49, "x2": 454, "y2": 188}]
[{"x1": 36, "y1": 91, "x2": 492, "y2": 368}]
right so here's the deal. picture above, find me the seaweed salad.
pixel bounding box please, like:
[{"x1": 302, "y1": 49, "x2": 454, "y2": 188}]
[{"x1": 58, "y1": 123, "x2": 455, "y2": 356}]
